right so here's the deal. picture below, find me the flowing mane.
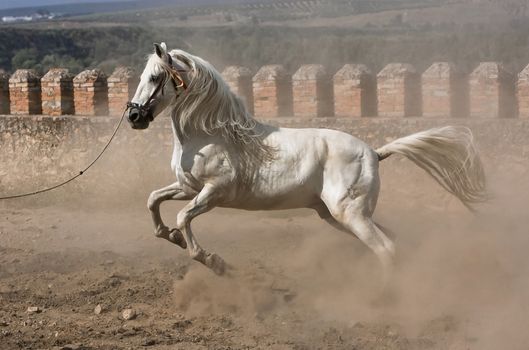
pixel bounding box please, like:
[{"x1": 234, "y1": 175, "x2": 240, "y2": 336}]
[{"x1": 149, "y1": 50, "x2": 275, "y2": 163}]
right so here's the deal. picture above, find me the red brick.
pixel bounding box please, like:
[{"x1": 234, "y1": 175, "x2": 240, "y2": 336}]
[
  {"x1": 222, "y1": 66, "x2": 254, "y2": 114},
  {"x1": 108, "y1": 67, "x2": 136, "y2": 116},
  {"x1": 333, "y1": 64, "x2": 375, "y2": 118},
  {"x1": 377, "y1": 63, "x2": 421, "y2": 118},
  {"x1": 469, "y1": 62, "x2": 515, "y2": 118},
  {"x1": 252, "y1": 65, "x2": 292, "y2": 118},
  {"x1": 517, "y1": 64, "x2": 529, "y2": 118},
  {"x1": 9, "y1": 69, "x2": 41, "y2": 115},
  {"x1": 41, "y1": 68, "x2": 74, "y2": 116},
  {"x1": 73, "y1": 69, "x2": 108, "y2": 116},
  {"x1": 292, "y1": 64, "x2": 331, "y2": 118},
  {"x1": 422, "y1": 62, "x2": 468, "y2": 118}
]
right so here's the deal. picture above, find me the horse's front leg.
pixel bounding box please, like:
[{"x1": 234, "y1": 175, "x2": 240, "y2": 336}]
[
  {"x1": 175, "y1": 184, "x2": 226, "y2": 275},
  {"x1": 147, "y1": 182, "x2": 192, "y2": 249}
]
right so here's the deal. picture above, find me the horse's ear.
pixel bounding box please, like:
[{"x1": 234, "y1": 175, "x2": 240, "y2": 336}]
[{"x1": 153, "y1": 43, "x2": 164, "y2": 58}]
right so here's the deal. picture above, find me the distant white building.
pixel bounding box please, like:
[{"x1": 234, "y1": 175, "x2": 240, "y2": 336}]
[
  {"x1": 2, "y1": 12, "x2": 57, "y2": 23},
  {"x1": 2, "y1": 16, "x2": 33, "y2": 23}
]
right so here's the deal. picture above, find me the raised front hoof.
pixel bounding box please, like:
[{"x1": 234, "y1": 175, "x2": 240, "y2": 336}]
[
  {"x1": 205, "y1": 253, "x2": 227, "y2": 276},
  {"x1": 168, "y1": 229, "x2": 187, "y2": 249}
]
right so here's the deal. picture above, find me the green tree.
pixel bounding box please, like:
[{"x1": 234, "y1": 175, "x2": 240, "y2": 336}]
[{"x1": 11, "y1": 48, "x2": 39, "y2": 70}]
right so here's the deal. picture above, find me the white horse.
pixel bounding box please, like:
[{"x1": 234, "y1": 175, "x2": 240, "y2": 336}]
[{"x1": 127, "y1": 43, "x2": 486, "y2": 283}]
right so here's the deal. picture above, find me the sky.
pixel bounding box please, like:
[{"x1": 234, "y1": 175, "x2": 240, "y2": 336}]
[{"x1": 0, "y1": 0, "x2": 129, "y2": 10}]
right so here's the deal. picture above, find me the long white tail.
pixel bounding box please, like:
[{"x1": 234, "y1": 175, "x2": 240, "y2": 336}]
[{"x1": 376, "y1": 126, "x2": 487, "y2": 209}]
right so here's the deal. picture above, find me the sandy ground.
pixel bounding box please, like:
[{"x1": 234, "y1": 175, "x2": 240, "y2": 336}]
[{"x1": 1, "y1": 165, "x2": 529, "y2": 350}]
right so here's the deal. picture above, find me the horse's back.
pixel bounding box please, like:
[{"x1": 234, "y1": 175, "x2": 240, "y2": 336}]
[
  {"x1": 227, "y1": 126, "x2": 378, "y2": 210},
  {"x1": 289, "y1": 127, "x2": 379, "y2": 190},
  {"x1": 283, "y1": 126, "x2": 380, "y2": 189},
  {"x1": 267, "y1": 126, "x2": 376, "y2": 164}
]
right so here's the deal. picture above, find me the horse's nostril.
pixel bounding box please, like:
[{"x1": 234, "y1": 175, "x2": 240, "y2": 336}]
[{"x1": 129, "y1": 110, "x2": 140, "y2": 123}]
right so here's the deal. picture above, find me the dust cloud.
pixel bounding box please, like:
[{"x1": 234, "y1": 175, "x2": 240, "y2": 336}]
[
  {"x1": 2, "y1": 107, "x2": 528, "y2": 349},
  {"x1": 168, "y1": 162, "x2": 529, "y2": 349}
]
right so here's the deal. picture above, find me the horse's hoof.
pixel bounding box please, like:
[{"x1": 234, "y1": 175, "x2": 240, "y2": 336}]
[
  {"x1": 206, "y1": 253, "x2": 226, "y2": 276},
  {"x1": 169, "y1": 229, "x2": 187, "y2": 249}
]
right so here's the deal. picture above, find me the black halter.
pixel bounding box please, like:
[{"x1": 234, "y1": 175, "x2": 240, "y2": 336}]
[{"x1": 126, "y1": 65, "x2": 187, "y2": 120}]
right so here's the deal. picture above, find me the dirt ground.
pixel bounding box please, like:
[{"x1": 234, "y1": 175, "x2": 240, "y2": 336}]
[{"x1": 1, "y1": 163, "x2": 529, "y2": 350}]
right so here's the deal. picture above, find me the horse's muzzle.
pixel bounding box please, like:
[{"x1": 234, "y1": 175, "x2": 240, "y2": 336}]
[{"x1": 127, "y1": 103, "x2": 152, "y2": 130}]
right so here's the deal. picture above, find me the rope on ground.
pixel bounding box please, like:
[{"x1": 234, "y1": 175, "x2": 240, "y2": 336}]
[{"x1": 0, "y1": 109, "x2": 127, "y2": 200}]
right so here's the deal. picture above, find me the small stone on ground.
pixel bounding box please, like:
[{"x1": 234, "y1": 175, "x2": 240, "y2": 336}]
[
  {"x1": 26, "y1": 306, "x2": 41, "y2": 314},
  {"x1": 122, "y1": 308, "x2": 136, "y2": 320}
]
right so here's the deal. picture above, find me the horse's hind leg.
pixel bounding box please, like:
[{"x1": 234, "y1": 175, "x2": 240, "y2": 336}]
[
  {"x1": 313, "y1": 202, "x2": 397, "y2": 241},
  {"x1": 312, "y1": 202, "x2": 355, "y2": 236},
  {"x1": 147, "y1": 182, "x2": 192, "y2": 249},
  {"x1": 346, "y1": 212, "x2": 395, "y2": 287},
  {"x1": 323, "y1": 196, "x2": 395, "y2": 289}
]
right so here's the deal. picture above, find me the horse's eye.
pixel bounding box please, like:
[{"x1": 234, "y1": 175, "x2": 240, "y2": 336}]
[{"x1": 149, "y1": 75, "x2": 158, "y2": 83}]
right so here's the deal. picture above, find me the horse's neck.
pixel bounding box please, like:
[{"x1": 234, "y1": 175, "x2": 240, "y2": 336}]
[
  {"x1": 170, "y1": 113, "x2": 212, "y2": 146},
  {"x1": 170, "y1": 113, "x2": 217, "y2": 171},
  {"x1": 170, "y1": 116, "x2": 184, "y2": 172},
  {"x1": 170, "y1": 116, "x2": 183, "y2": 147}
]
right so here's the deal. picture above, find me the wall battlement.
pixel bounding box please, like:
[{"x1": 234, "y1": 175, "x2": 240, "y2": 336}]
[
  {"x1": 1, "y1": 61, "x2": 528, "y2": 202},
  {"x1": 0, "y1": 61, "x2": 527, "y2": 119}
]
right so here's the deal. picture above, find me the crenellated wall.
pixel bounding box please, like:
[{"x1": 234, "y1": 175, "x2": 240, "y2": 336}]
[
  {"x1": 0, "y1": 61, "x2": 528, "y2": 119},
  {"x1": 1, "y1": 61, "x2": 529, "y2": 204}
]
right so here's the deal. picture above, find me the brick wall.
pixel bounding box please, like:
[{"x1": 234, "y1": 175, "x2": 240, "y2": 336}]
[
  {"x1": 333, "y1": 64, "x2": 376, "y2": 118},
  {"x1": 73, "y1": 69, "x2": 108, "y2": 116},
  {"x1": 2, "y1": 61, "x2": 529, "y2": 119},
  {"x1": 377, "y1": 63, "x2": 421, "y2": 118},
  {"x1": 517, "y1": 64, "x2": 529, "y2": 119},
  {"x1": 108, "y1": 66, "x2": 136, "y2": 116},
  {"x1": 292, "y1": 64, "x2": 332, "y2": 118},
  {"x1": 8, "y1": 69, "x2": 42, "y2": 115},
  {"x1": 41, "y1": 68, "x2": 74, "y2": 116},
  {"x1": 422, "y1": 62, "x2": 467, "y2": 118},
  {"x1": 253, "y1": 65, "x2": 292, "y2": 118},
  {"x1": 469, "y1": 62, "x2": 515, "y2": 119},
  {"x1": 222, "y1": 66, "x2": 254, "y2": 114}
]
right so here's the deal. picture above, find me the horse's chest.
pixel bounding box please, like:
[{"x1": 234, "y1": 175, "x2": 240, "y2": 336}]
[{"x1": 175, "y1": 149, "x2": 232, "y2": 191}]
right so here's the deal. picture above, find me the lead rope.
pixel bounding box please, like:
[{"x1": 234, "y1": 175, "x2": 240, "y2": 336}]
[{"x1": 0, "y1": 108, "x2": 127, "y2": 200}]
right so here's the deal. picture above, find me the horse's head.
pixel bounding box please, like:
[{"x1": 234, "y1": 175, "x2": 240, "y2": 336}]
[{"x1": 127, "y1": 42, "x2": 188, "y2": 129}]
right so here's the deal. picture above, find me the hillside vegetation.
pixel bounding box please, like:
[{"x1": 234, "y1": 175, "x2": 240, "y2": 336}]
[
  {"x1": 1, "y1": 0, "x2": 528, "y2": 76},
  {"x1": 0, "y1": 27, "x2": 150, "y2": 74}
]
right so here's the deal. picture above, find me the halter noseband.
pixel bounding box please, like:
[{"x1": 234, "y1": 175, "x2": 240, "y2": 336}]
[{"x1": 126, "y1": 65, "x2": 187, "y2": 120}]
